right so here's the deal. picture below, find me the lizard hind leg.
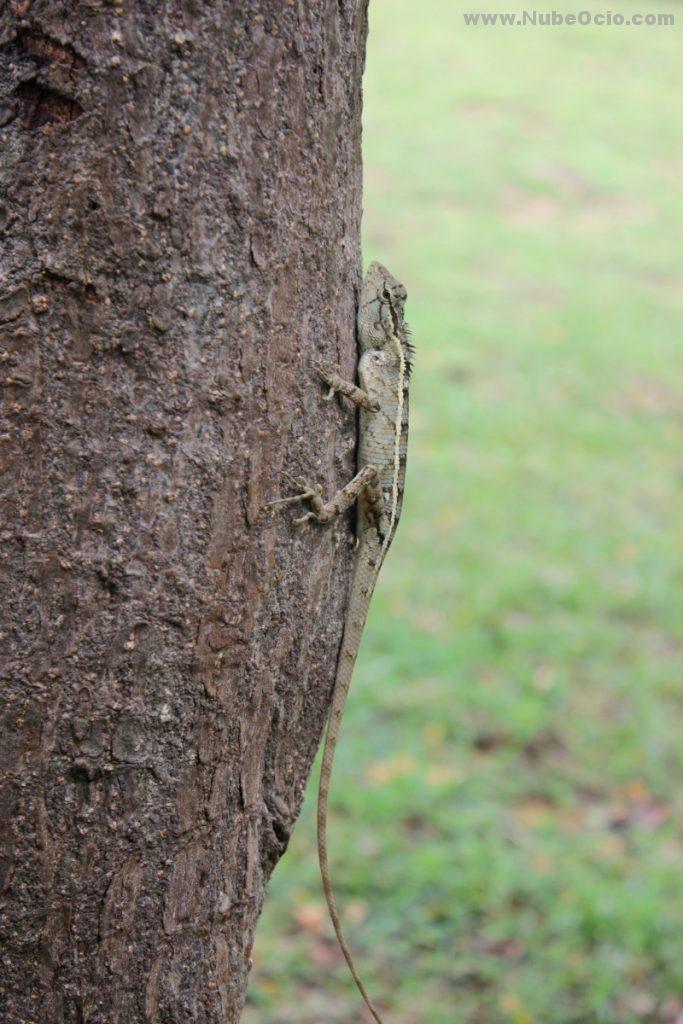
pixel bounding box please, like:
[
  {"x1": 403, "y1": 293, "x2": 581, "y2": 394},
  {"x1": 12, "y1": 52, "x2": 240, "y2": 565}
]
[{"x1": 266, "y1": 467, "x2": 382, "y2": 527}]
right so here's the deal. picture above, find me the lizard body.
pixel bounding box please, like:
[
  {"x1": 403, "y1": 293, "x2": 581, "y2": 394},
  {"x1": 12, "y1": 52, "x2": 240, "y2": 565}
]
[{"x1": 269, "y1": 262, "x2": 412, "y2": 1023}]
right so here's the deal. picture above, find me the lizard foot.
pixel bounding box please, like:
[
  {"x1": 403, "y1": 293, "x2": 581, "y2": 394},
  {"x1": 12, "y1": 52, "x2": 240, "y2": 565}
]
[
  {"x1": 313, "y1": 359, "x2": 379, "y2": 412},
  {"x1": 314, "y1": 359, "x2": 339, "y2": 401},
  {"x1": 265, "y1": 472, "x2": 329, "y2": 524}
]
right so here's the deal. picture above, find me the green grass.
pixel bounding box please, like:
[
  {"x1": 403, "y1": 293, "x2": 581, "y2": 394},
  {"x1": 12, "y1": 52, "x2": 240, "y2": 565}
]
[{"x1": 244, "y1": 2, "x2": 683, "y2": 1021}]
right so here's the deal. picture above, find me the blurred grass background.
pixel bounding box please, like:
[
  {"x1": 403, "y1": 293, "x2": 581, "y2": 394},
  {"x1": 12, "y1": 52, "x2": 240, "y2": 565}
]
[{"x1": 244, "y1": 1, "x2": 683, "y2": 1021}]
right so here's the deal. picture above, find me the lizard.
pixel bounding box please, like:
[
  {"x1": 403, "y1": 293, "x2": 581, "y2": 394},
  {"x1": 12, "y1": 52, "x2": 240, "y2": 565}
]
[{"x1": 267, "y1": 261, "x2": 413, "y2": 1024}]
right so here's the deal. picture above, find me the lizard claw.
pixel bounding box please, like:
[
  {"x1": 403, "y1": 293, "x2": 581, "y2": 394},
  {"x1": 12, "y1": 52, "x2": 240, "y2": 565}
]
[
  {"x1": 314, "y1": 359, "x2": 338, "y2": 385},
  {"x1": 283, "y1": 472, "x2": 320, "y2": 497},
  {"x1": 315, "y1": 361, "x2": 342, "y2": 403},
  {"x1": 282, "y1": 470, "x2": 304, "y2": 490},
  {"x1": 264, "y1": 473, "x2": 323, "y2": 519}
]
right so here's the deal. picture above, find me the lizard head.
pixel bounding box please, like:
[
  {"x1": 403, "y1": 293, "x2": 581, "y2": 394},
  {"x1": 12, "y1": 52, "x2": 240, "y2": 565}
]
[{"x1": 359, "y1": 261, "x2": 414, "y2": 373}]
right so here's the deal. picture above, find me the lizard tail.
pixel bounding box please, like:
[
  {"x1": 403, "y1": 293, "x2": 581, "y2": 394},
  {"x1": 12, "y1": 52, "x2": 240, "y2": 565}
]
[
  {"x1": 317, "y1": 729, "x2": 387, "y2": 1024},
  {"x1": 317, "y1": 567, "x2": 387, "y2": 1024}
]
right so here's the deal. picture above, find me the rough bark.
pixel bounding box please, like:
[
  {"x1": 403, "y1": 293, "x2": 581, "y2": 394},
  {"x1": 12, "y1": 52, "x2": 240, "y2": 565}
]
[{"x1": 0, "y1": 2, "x2": 368, "y2": 1021}]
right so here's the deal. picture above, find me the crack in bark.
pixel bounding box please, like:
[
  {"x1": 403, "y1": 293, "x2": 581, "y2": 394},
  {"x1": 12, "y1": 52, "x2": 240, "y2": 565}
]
[
  {"x1": 14, "y1": 28, "x2": 87, "y2": 70},
  {"x1": 15, "y1": 80, "x2": 83, "y2": 129}
]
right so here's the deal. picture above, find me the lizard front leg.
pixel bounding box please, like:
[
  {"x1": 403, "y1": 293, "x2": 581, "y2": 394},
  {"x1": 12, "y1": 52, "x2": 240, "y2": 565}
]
[{"x1": 314, "y1": 360, "x2": 380, "y2": 411}]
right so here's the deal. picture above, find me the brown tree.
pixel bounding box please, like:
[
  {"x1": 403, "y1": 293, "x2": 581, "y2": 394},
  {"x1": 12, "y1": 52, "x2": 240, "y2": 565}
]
[{"x1": 0, "y1": 2, "x2": 369, "y2": 1021}]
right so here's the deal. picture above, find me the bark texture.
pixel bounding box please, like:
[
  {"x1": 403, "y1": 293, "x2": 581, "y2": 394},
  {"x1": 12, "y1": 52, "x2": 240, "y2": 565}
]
[{"x1": 0, "y1": 2, "x2": 368, "y2": 1021}]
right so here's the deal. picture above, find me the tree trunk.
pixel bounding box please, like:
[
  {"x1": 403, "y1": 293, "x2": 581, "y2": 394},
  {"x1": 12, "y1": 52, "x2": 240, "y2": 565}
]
[{"x1": 0, "y1": 2, "x2": 368, "y2": 1021}]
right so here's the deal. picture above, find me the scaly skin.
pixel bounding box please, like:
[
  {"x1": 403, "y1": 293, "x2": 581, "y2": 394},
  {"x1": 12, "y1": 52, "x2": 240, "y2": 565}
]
[{"x1": 268, "y1": 262, "x2": 412, "y2": 1023}]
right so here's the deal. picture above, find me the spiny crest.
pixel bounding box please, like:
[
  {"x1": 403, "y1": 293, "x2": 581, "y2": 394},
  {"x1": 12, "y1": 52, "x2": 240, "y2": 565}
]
[
  {"x1": 402, "y1": 323, "x2": 415, "y2": 378},
  {"x1": 360, "y1": 261, "x2": 414, "y2": 375}
]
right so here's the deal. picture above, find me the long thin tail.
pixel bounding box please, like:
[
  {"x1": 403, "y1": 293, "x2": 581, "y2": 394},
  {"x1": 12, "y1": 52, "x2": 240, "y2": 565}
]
[{"x1": 317, "y1": 584, "x2": 386, "y2": 1024}]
